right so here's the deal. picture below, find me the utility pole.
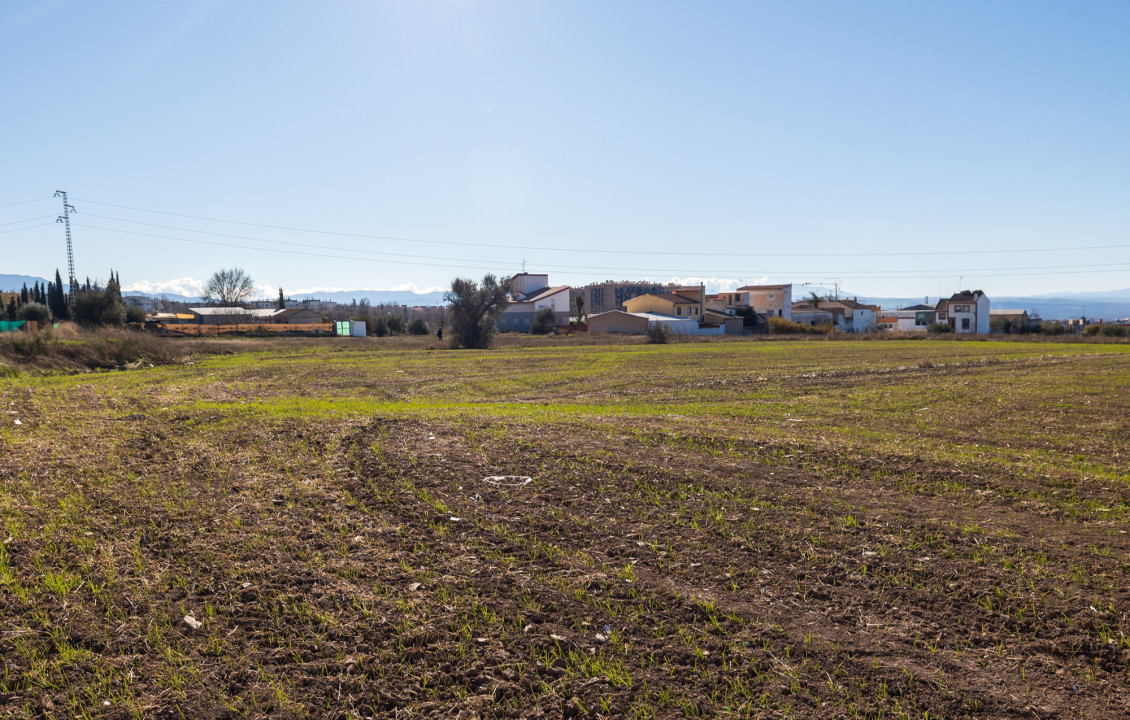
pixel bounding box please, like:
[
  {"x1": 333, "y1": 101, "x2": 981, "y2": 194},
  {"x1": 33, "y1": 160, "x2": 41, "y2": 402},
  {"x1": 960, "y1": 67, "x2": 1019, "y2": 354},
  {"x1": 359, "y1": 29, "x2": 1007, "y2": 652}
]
[{"x1": 54, "y1": 190, "x2": 78, "y2": 300}]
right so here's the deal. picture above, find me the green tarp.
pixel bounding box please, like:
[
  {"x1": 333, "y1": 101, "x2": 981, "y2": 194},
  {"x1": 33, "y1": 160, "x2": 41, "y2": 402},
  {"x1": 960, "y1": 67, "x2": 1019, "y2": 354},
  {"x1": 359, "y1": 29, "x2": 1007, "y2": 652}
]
[{"x1": 0, "y1": 321, "x2": 27, "y2": 332}]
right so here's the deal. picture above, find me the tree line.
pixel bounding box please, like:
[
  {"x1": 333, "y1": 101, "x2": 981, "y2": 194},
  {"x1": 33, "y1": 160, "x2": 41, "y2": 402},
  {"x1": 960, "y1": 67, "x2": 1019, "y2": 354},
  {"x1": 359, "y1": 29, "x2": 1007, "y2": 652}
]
[{"x1": 3, "y1": 269, "x2": 145, "y2": 326}]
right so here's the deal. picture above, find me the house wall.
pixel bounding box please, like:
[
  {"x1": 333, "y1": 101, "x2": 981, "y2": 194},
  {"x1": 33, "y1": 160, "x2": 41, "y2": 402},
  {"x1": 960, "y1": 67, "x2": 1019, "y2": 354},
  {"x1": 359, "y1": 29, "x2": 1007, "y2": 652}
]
[
  {"x1": 497, "y1": 308, "x2": 571, "y2": 333},
  {"x1": 587, "y1": 311, "x2": 648, "y2": 334},
  {"x1": 948, "y1": 303, "x2": 977, "y2": 333},
  {"x1": 792, "y1": 310, "x2": 834, "y2": 326},
  {"x1": 744, "y1": 287, "x2": 792, "y2": 321},
  {"x1": 898, "y1": 317, "x2": 923, "y2": 331},
  {"x1": 623, "y1": 295, "x2": 701, "y2": 319},
  {"x1": 622, "y1": 295, "x2": 676, "y2": 315},
  {"x1": 851, "y1": 308, "x2": 877, "y2": 333},
  {"x1": 976, "y1": 294, "x2": 991, "y2": 334},
  {"x1": 533, "y1": 290, "x2": 571, "y2": 313},
  {"x1": 511, "y1": 274, "x2": 550, "y2": 297},
  {"x1": 649, "y1": 316, "x2": 700, "y2": 335}
]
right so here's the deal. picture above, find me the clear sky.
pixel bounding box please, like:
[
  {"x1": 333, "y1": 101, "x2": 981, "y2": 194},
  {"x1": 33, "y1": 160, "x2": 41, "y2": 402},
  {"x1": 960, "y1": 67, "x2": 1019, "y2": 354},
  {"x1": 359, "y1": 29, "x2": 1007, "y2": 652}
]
[{"x1": 3, "y1": 1, "x2": 1128, "y2": 299}]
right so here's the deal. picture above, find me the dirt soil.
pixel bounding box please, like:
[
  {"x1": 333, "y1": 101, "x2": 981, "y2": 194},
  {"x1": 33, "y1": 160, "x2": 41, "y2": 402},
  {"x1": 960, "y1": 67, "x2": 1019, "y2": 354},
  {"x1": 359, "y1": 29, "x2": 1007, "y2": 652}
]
[{"x1": 0, "y1": 340, "x2": 1127, "y2": 719}]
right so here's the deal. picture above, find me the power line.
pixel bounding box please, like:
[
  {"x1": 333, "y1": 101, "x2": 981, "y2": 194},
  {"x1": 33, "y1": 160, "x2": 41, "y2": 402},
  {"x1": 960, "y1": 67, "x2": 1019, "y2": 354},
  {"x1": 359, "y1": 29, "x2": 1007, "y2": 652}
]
[
  {"x1": 0, "y1": 222, "x2": 55, "y2": 235},
  {"x1": 0, "y1": 215, "x2": 55, "y2": 228},
  {"x1": 0, "y1": 197, "x2": 51, "y2": 210},
  {"x1": 73, "y1": 196, "x2": 1130, "y2": 258},
  {"x1": 73, "y1": 222, "x2": 503, "y2": 272},
  {"x1": 74, "y1": 220, "x2": 1130, "y2": 280}
]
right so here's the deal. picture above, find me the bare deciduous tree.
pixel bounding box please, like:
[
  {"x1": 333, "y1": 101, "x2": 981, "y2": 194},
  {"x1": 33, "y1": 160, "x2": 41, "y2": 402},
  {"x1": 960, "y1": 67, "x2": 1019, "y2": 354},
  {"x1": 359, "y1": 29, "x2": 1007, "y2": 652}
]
[{"x1": 203, "y1": 268, "x2": 255, "y2": 306}]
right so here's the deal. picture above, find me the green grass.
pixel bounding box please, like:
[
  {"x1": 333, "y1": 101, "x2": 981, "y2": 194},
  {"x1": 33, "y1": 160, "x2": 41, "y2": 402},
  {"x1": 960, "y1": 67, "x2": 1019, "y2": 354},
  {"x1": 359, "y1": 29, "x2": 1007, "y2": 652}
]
[{"x1": 1, "y1": 336, "x2": 1128, "y2": 718}]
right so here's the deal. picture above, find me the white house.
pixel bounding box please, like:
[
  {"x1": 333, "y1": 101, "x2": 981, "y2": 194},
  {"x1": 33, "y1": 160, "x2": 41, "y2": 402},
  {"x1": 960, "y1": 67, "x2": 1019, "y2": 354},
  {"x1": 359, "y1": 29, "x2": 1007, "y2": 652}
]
[
  {"x1": 497, "y1": 273, "x2": 572, "y2": 332},
  {"x1": 935, "y1": 290, "x2": 990, "y2": 334}
]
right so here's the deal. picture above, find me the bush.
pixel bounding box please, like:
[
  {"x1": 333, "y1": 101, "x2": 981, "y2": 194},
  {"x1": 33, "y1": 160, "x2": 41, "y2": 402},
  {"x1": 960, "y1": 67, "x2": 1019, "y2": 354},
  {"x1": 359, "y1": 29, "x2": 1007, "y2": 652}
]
[
  {"x1": 646, "y1": 323, "x2": 669, "y2": 344},
  {"x1": 1084, "y1": 324, "x2": 1129, "y2": 337},
  {"x1": 72, "y1": 286, "x2": 127, "y2": 327},
  {"x1": 531, "y1": 307, "x2": 558, "y2": 335},
  {"x1": 370, "y1": 316, "x2": 389, "y2": 337},
  {"x1": 385, "y1": 314, "x2": 405, "y2": 334},
  {"x1": 769, "y1": 316, "x2": 831, "y2": 334},
  {"x1": 125, "y1": 305, "x2": 147, "y2": 324},
  {"x1": 17, "y1": 302, "x2": 51, "y2": 325},
  {"x1": 407, "y1": 318, "x2": 429, "y2": 335},
  {"x1": 739, "y1": 307, "x2": 764, "y2": 328},
  {"x1": 1040, "y1": 321, "x2": 1066, "y2": 335},
  {"x1": 926, "y1": 322, "x2": 952, "y2": 334}
]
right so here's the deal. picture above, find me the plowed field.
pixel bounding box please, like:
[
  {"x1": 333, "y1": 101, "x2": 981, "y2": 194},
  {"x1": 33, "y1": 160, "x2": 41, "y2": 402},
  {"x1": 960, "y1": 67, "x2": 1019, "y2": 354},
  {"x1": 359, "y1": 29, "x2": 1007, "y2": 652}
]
[{"x1": 2, "y1": 338, "x2": 1128, "y2": 718}]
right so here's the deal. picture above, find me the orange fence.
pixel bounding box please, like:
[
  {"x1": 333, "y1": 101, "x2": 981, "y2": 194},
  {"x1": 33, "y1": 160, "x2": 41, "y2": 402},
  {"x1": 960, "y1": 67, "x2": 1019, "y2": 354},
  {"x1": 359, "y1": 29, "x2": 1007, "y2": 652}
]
[{"x1": 160, "y1": 323, "x2": 335, "y2": 336}]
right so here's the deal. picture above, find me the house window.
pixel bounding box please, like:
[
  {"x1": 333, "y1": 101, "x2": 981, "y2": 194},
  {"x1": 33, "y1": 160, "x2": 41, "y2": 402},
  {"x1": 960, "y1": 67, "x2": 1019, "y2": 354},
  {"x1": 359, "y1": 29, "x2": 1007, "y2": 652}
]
[
  {"x1": 962, "y1": 318, "x2": 970, "y2": 330},
  {"x1": 768, "y1": 294, "x2": 775, "y2": 301},
  {"x1": 676, "y1": 307, "x2": 682, "y2": 315}
]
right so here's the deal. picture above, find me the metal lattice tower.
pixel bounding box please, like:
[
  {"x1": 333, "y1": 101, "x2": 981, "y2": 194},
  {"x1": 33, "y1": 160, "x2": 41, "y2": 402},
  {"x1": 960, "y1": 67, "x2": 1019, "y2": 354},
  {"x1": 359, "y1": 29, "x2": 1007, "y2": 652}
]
[{"x1": 54, "y1": 190, "x2": 78, "y2": 299}]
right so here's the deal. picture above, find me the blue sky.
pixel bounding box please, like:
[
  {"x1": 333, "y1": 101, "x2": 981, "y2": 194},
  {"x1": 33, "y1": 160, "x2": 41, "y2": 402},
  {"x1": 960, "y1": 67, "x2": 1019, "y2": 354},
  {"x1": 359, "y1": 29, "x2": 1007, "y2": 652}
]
[{"x1": 2, "y1": 1, "x2": 1128, "y2": 299}]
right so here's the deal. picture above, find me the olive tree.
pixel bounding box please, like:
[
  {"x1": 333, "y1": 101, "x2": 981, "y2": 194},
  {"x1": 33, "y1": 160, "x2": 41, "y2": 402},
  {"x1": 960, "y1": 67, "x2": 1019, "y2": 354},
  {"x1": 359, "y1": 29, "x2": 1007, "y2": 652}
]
[{"x1": 444, "y1": 274, "x2": 511, "y2": 349}]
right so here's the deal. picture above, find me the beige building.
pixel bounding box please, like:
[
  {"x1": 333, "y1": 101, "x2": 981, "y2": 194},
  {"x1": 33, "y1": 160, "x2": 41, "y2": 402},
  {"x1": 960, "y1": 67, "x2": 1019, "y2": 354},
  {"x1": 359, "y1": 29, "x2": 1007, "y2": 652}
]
[
  {"x1": 586, "y1": 311, "x2": 650, "y2": 334},
  {"x1": 622, "y1": 291, "x2": 703, "y2": 319},
  {"x1": 737, "y1": 284, "x2": 793, "y2": 320},
  {"x1": 571, "y1": 280, "x2": 678, "y2": 314}
]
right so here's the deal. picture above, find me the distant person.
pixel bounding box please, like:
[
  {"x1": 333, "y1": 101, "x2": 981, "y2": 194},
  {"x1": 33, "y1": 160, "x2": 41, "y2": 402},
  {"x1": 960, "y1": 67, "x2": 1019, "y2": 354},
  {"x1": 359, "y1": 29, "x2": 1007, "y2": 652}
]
[{"x1": 436, "y1": 328, "x2": 443, "y2": 341}]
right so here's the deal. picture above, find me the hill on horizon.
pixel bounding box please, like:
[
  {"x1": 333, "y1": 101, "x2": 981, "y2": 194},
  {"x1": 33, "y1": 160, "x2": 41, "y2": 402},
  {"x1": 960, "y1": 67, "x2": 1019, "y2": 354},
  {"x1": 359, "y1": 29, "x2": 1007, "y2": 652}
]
[{"x1": 0, "y1": 274, "x2": 51, "y2": 292}]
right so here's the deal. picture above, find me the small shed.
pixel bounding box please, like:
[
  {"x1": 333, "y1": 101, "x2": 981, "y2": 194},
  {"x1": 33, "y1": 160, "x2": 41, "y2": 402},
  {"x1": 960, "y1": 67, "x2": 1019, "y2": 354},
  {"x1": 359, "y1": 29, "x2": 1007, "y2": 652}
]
[{"x1": 335, "y1": 320, "x2": 368, "y2": 337}]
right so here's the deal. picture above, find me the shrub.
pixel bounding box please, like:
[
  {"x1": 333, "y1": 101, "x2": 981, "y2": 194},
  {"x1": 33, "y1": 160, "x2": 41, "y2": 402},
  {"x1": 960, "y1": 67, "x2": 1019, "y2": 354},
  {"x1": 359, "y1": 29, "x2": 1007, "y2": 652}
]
[
  {"x1": 125, "y1": 305, "x2": 147, "y2": 324},
  {"x1": 926, "y1": 322, "x2": 952, "y2": 334},
  {"x1": 739, "y1": 307, "x2": 764, "y2": 328},
  {"x1": 530, "y1": 307, "x2": 558, "y2": 335},
  {"x1": 72, "y1": 286, "x2": 127, "y2": 327},
  {"x1": 1084, "y1": 324, "x2": 1129, "y2": 337},
  {"x1": 1040, "y1": 321, "x2": 1066, "y2": 335},
  {"x1": 17, "y1": 302, "x2": 51, "y2": 325},
  {"x1": 370, "y1": 316, "x2": 389, "y2": 337},
  {"x1": 769, "y1": 316, "x2": 831, "y2": 334},
  {"x1": 646, "y1": 323, "x2": 669, "y2": 344},
  {"x1": 407, "y1": 318, "x2": 429, "y2": 335}
]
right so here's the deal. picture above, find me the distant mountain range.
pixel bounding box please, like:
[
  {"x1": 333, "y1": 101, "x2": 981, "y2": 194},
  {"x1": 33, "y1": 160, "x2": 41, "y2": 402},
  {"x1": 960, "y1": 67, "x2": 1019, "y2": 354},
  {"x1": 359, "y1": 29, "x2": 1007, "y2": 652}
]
[
  {"x1": 852, "y1": 290, "x2": 1130, "y2": 321},
  {"x1": 119, "y1": 289, "x2": 448, "y2": 306},
  {"x1": 0, "y1": 273, "x2": 50, "y2": 291}
]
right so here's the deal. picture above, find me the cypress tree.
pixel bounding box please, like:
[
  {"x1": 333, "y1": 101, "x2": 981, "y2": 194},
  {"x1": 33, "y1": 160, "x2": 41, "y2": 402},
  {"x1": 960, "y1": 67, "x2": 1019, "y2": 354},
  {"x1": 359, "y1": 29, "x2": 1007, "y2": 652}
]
[
  {"x1": 20, "y1": 284, "x2": 29, "y2": 305},
  {"x1": 52, "y1": 270, "x2": 70, "y2": 320}
]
